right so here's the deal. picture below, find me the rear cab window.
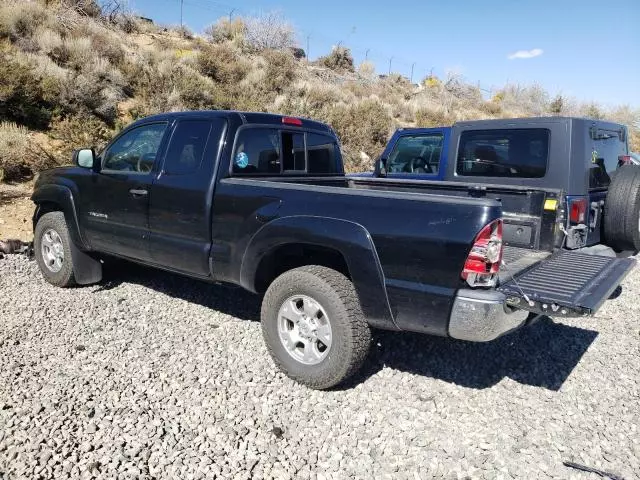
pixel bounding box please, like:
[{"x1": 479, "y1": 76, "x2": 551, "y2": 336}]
[
  {"x1": 386, "y1": 134, "x2": 443, "y2": 175},
  {"x1": 232, "y1": 128, "x2": 340, "y2": 175},
  {"x1": 456, "y1": 129, "x2": 549, "y2": 178},
  {"x1": 588, "y1": 126, "x2": 628, "y2": 189}
]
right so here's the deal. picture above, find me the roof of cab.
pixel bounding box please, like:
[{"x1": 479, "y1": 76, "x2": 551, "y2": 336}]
[
  {"x1": 396, "y1": 116, "x2": 627, "y2": 132},
  {"x1": 452, "y1": 116, "x2": 626, "y2": 130},
  {"x1": 129, "y1": 110, "x2": 333, "y2": 133}
]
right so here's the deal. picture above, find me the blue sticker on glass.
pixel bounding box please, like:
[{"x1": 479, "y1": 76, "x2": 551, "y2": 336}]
[{"x1": 235, "y1": 152, "x2": 249, "y2": 169}]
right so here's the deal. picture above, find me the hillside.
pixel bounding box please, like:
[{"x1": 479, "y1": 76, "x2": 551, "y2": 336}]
[{"x1": 1, "y1": 0, "x2": 639, "y2": 183}]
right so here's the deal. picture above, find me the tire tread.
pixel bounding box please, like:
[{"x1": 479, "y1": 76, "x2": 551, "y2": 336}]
[{"x1": 261, "y1": 265, "x2": 371, "y2": 390}]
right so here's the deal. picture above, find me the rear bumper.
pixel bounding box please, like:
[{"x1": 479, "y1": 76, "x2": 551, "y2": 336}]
[{"x1": 448, "y1": 289, "x2": 529, "y2": 342}]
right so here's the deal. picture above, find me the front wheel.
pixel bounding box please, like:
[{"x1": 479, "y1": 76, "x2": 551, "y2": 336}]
[
  {"x1": 261, "y1": 265, "x2": 372, "y2": 390},
  {"x1": 34, "y1": 211, "x2": 76, "y2": 287}
]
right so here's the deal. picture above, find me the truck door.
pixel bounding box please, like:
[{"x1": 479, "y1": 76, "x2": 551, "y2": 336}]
[
  {"x1": 82, "y1": 122, "x2": 169, "y2": 261},
  {"x1": 148, "y1": 118, "x2": 227, "y2": 276},
  {"x1": 382, "y1": 128, "x2": 449, "y2": 180}
]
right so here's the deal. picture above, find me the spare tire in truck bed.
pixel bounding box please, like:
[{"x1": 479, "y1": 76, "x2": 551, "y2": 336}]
[{"x1": 604, "y1": 164, "x2": 640, "y2": 252}]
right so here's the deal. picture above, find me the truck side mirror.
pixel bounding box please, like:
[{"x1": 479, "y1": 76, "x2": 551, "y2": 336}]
[{"x1": 73, "y1": 148, "x2": 96, "y2": 170}]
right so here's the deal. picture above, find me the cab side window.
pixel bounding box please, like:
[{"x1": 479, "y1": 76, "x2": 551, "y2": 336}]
[
  {"x1": 232, "y1": 128, "x2": 281, "y2": 174},
  {"x1": 232, "y1": 128, "x2": 340, "y2": 175},
  {"x1": 102, "y1": 123, "x2": 167, "y2": 173},
  {"x1": 162, "y1": 119, "x2": 223, "y2": 175},
  {"x1": 307, "y1": 133, "x2": 338, "y2": 174}
]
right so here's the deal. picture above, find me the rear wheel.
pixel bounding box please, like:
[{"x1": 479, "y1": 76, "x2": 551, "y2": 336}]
[
  {"x1": 261, "y1": 265, "x2": 372, "y2": 389},
  {"x1": 34, "y1": 212, "x2": 76, "y2": 287},
  {"x1": 603, "y1": 165, "x2": 640, "y2": 252}
]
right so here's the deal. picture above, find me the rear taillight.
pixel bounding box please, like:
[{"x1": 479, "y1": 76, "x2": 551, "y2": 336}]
[
  {"x1": 461, "y1": 219, "x2": 503, "y2": 287},
  {"x1": 618, "y1": 155, "x2": 632, "y2": 166},
  {"x1": 569, "y1": 197, "x2": 588, "y2": 224}
]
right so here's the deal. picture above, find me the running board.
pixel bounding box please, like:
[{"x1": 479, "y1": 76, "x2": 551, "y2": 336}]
[{"x1": 498, "y1": 251, "x2": 636, "y2": 317}]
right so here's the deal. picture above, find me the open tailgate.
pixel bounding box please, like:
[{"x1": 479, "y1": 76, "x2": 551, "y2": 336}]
[{"x1": 498, "y1": 251, "x2": 636, "y2": 316}]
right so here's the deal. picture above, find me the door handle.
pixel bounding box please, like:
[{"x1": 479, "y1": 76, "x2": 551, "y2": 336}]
[{"x1": 129, "y1": 189, "x2": 148, "y2": 197}]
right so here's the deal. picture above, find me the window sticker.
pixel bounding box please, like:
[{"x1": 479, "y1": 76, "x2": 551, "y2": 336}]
[{"x1": 235, "y1": 151, "x2": 249, "y2": 169}]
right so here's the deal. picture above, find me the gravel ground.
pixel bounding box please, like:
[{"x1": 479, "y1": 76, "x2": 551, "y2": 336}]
[{"x1": 1, "y1": 255, "x2": 639, "y2": 480}]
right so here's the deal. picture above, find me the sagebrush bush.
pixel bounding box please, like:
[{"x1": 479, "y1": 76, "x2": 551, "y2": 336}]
[
  {"x1": 60, "y1": 0, "x2": 102, "y2": 18},
  {"x1": 0, "y1": 52, "x2": 60, "y2": 129},
  {"x1": 89, "y1": 30, "x2": 125, "y2": 66},
  {"x1": 414, "y1": 107, "x2": 455, "y2": 127},
  {"x1": 317, "y1": 47, "x2": 355, "y2": 73},
  {"x1": 326, "y1": 99, "x2": 392, "y2": 169},
  {"x1": 0, "y1": 122, "x2": 57, "y2": 181},
  {"x1": 50, "y1": 114, "x2": 114, "y2": 162},
  {"x1": 281, "y1": 82, "x2": 345, "y2": 119},
  {"x1": 205, "y1": 18, "x2": 247, "y2": 45},
  {"x1": 35, "y1": 28, "x2": 64, "y2": 55},
  {"x1": 0, "y1": 3, "x2": 49, "y2": 41},
  {"x1": 58, "y1": 66, "x2": 124, "y2": 124},
  {"x1": 357, "y1": 61, "x2": 375, "y2": 80},
  {"x1": 263, "y1": 49, "x2": 296, "y2": 93},
  {"x1": 197, "y1": 43, "x2": 250, "y2": 84},
  {"x1": 480, "y1": 100, "x2": 502, "y2": 116}
]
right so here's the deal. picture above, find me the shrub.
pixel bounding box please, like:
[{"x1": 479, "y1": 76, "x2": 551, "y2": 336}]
[
  {"x1": 263, "y1": 49, "x2": 296, "y2": 93},
  {"x1": 197, "y1": 43, "x2": 249, "y2": 84},
  {"x1": 630, "y1": 130, "x2": 640, "y2": 152},
  {"x1": 50, "y1": 36, "x2": 93, "y2": 70},
  {"x1": 317, "y1": 46, "x2": 355, "y2": 73},
  {"x1": 358, "y1": 61, "x2": 375, "y2": 80},
  {"x1": 35, "y1": 28, "x2": 64, "y2": 55},
  {"x1": 58, "y1": 60, "x2": 126, "y2": 125},
  {"x1": 0, "y1": 122, "x2": 57, "y2": 181},
  {"x1": 244, "y1": 12, "x2": 295, "y2": 51},
  {"x1": 584, "y1": 103, "x2": 604, "y2": 120},
  {"x1": 173, "y1": 24, "x2": 194, "y2": 39},
  {"x1": 422, "y1": 75, "x2": 441, "y2": 88},
  {"x1": 129, "y1": 57, "x2": 219, "y2": 114},
  {"x1": 173, "y1": 64, "x2": 218, "y2": 111},
  {"x1": 493, "y1": 83, "x2": 549, "y2": 116},
  {"x1": 50, "y1": 114, "x2": 114, "y2": 162},
  {"x1": 59, "y1": 0, "x2": 102, "y2": 18},
  {"x1": 205, "y1": 18, "x2": 247, "y2": 44},
  {"x1": 326, "y1": 99, "x2": 392, "y2": 169},
  {"x1": 0, "y1": 52, "x2": 60, "y2": 129},
  {"x1": 0, "y1": 2, "x2": 49, "y2": 41},
  {"x1": 414, "y1": 107, "x2": 454, "y2": 127},
  {"x1": 549, "y1": 94, "x2": 564, "y2": 115},
  {"x1": 480, "y1": 100, "x2": 502, "y2": 116},
  {"x1": 77, "y1": 24, "x2": 126, "y2": 66}
]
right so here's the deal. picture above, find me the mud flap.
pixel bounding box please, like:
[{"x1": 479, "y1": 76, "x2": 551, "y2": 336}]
[
  {"x1": 69, "y1": 240, "x2": 102, "y2": 285},
  {"x1": 498, "y1": 251, "x2": 635, "y2": 317}
]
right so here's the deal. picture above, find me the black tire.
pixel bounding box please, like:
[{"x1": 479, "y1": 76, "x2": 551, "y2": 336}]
[
  {"x1": 261, "y1": 265, "x2": 372, "y2": 390},
  {"x1": 34, "y1": 211, "x2": 77, "y2": 287},
  {"x1": 604, "y1": 165, "x2": 640, "y2": 252}
]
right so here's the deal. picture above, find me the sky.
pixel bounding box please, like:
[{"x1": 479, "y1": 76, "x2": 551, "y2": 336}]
[{"x1": 128, "y1": 0, "x2": 640, "y2": 107}]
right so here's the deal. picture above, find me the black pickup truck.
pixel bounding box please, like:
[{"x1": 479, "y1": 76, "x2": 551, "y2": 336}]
[{"x1": 31, "y1": 111, "x2": 636, "y2": 389}]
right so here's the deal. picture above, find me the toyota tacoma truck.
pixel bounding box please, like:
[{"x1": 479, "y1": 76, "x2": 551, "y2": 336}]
[{"x1": 31, "y1": 111, "x2": 636, "y2": 389}]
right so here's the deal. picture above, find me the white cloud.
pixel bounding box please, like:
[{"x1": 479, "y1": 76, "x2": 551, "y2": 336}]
[{"x1": 507, "y1": 48, "x2": 544, "y2": 60}]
